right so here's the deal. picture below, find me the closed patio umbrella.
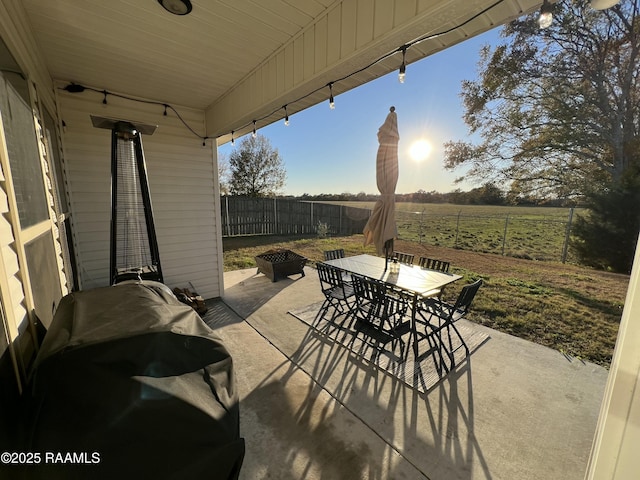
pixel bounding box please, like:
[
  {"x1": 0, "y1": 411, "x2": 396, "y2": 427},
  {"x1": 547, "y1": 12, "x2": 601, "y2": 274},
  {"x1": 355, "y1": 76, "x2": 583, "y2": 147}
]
[{"x1": 363, "y1": 106, "x2": 399, "y2": 265}]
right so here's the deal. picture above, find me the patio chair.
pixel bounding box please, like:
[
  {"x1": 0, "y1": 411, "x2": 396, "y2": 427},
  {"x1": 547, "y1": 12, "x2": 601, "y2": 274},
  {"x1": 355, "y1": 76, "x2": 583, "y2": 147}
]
[
  {"x1": 323, "y1": 248, "x2": 345, "y2": 261},
  {"x1": 418, "y1": 256, "x2": 450, "y2": 273},
  {"x1": 350, "y1": 274, "x2": 411, "y2": 358},
  {"x1": 414, "y1": 279, "x2": 483, "y2": 371},
  {"x1": 417, "y1": 257, "x2": 451, "y2": 298},
  {"x1": 393, "y1": 251, "x2": 414, "y2": 265},
  {"x1": 316, "y1": 262, "x2": 356, "y2": 318}
]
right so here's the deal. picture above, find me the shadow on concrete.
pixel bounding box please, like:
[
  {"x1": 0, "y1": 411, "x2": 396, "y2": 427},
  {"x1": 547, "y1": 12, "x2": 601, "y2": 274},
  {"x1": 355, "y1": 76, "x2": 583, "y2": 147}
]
[
  {"x1": 202, "y1": 298, "x2": 245, "y2": 329},
  {"x1": 268, "y1": 315, "x2": 493, "y2": 480},
  {"x1": 240, "y1": 369, "x2": 385, "y2": 480}
]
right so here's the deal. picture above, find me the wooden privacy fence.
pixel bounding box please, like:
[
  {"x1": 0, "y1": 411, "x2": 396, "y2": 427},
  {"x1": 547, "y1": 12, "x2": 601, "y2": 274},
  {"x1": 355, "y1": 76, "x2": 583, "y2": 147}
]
[{"x1": 221, "y1": 196, "x2": 371, "y2": 237}]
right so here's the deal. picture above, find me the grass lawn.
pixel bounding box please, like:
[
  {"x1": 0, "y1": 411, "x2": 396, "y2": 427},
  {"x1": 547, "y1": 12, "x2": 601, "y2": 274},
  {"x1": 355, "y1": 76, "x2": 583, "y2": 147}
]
[
  {"x1": 320, "y1": 201, "x2": 582, "y2": 262},
  {"x1": 223, "y1": 234, "x2": 629, "y2": 367}
]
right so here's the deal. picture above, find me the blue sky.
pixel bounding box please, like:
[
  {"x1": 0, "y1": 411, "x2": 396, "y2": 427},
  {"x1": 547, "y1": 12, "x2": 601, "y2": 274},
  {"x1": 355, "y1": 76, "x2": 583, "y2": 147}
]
[{"x1": 218, "y1": 26, "x2": 504, "y2": 196}]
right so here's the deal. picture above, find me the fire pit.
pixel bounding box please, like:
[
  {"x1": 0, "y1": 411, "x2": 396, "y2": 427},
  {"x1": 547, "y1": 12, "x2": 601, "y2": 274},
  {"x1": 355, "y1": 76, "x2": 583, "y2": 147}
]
[{"x1": 255, "y1": 249, "x2": 307, "y2": 282}]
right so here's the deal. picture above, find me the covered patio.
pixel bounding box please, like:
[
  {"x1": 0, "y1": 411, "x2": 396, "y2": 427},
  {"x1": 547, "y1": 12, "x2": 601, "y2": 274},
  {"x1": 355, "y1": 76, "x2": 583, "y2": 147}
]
[
  {"x1": 210, "y1": 265, "x2": 608, "y2": 479},
  {"x1": 1, "y1": 1, "x2": 639, "y2": 478}
]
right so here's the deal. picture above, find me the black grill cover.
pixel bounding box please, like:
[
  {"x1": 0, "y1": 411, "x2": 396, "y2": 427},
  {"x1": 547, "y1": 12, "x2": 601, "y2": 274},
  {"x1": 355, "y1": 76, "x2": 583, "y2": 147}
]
[{"x1": 14, "y1": 283, "x2": 244, "y2": 480}]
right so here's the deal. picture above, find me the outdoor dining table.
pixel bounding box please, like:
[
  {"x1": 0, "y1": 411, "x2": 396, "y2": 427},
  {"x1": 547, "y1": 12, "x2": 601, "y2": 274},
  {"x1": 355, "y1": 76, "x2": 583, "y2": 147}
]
[{"x1": 324, "y1": 254, "x2": 462, "y2": 359}]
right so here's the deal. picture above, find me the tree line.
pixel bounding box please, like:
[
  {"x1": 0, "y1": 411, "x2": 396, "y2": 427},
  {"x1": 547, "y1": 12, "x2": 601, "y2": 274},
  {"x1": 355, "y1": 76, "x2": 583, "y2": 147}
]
[{"x1": 292, "y1": 184, "x2": 574, "y2": 207}]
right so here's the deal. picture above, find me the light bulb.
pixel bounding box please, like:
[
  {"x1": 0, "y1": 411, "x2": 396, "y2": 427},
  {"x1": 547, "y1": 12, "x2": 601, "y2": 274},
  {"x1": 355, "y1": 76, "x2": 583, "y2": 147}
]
[
  {"x1": 398, "y1": 47, "x2": 407, "y2": 83},
  {"x1": 538, "y1": 11, "x2": 553, "y2": 29},
  {"x1": 538, "y1": 0, "x2": 553, "y2": 29},
  {"x1": 328, "y1": 83, "x2": 335, "y2": 109},
  {"x1": 398, "y1": 67, "x2": 406, "y2": 84}
]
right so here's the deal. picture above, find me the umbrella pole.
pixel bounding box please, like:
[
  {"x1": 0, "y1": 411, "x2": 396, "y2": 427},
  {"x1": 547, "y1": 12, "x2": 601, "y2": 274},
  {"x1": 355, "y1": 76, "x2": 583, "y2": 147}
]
[{"x1": 383, "y1": 239, "x2": 393, "y2": 272}]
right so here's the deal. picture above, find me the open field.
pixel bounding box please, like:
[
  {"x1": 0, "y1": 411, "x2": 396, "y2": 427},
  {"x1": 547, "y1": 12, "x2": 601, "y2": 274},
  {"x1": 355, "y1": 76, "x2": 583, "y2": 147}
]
[
  {"x1": 223, "y1": 234, "x2": 628, "y2": 367},
  {"x1": 318, "y1": 202, "x2": 583, "y2": 263}
]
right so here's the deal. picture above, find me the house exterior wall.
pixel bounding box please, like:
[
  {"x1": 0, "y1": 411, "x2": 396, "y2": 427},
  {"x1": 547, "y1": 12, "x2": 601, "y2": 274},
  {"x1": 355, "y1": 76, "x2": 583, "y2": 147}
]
[
  {"x1": 57, "y1": 88, "x2": 222, "y2": 300},
  {"x1": 0, "y1": 0, "x2": 223, "y2": 409}
]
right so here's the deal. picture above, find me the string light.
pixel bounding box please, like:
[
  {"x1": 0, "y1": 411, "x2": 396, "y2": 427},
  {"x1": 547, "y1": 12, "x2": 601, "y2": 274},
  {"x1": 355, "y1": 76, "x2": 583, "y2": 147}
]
[
  {"x1": 398, "y1": 46, "x2": 407, "y2": 83},
  {"x1": 328, "y1": 83, "x2": 335, "y2": 110},
  {"x1": 231, "y1": 130, "x2": 235, "y2": 145},
  {"x1": 60, "y1": 83, "x2": 208, "y2": 142},
  {"x1": 252, "y1": 120, "x2": 257, "y2": 138},
  {"x1": 283, "y1": 105, "x2": 290, "y2": 126},
  {"x1": 538, "y1": 0, "x2": 553, "y2": 29}
]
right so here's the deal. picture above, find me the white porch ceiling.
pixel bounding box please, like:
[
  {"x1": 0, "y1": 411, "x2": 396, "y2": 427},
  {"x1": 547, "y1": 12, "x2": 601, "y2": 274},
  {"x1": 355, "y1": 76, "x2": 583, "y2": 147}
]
[{"x1": 21, "y1": 0, "x2": 541, "y2": 140}]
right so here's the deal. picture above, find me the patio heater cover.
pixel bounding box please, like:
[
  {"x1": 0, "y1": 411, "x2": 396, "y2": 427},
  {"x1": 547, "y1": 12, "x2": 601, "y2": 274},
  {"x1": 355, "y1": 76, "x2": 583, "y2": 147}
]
[{"x1": 363, "y1": 107, "x2": 399, "y2": 258}]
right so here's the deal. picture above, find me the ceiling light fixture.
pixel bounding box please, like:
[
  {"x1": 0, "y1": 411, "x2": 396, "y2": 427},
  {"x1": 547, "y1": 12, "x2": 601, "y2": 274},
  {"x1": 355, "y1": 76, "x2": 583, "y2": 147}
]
[
  {"x1": 538, "y1": 0, "x2": 554, "y2": 29},
  {"x1": 157, "y1": 0, "x2": 192, "y2": 15},
  {"x1": 590, "y1": 0, "x2": 621, "y2": 10}
]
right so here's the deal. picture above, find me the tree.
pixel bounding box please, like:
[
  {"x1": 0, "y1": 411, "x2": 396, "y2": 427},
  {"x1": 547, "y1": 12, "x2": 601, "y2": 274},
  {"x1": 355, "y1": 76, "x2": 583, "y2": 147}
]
[
  {"x1": 218, "y1": 152, "x2": 231, "y2": 195},
  {"x1": 443, "y1": 0, "x2": 640, "y2": 271},
  {"x1": 572, "y1": 174, "x2": 640, "y2": 272},
  {"x1": 467, "y1": 182, "x2": 506, "y2": 205},
  {"x1": 229, "y1": 134, "x2": 286, "y2": 197}
]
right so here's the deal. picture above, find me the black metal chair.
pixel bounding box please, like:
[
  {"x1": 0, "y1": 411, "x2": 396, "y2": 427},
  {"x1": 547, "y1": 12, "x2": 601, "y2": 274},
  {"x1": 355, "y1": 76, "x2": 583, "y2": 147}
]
[
  {"x1": 414, "y1": 279, "x2": 483, "y2": 371},
  {"x1": 393, "y1": 251, "x2": 414, "y2": 265},
  {"x1": 323, "y1": 249, "x2": 345, "y2": 261},
  {"x1": 350, "y1": 274, "x2": 411, "y2": 358},
  {"x1": 316, "y1": 262, "x2": 355, "y2": 318},
  {"x1": 417, "y1": 257, "x2": 451, "y2": 298},
  {"x1": 418, "y1": 256, "x2": 450, "y2": 273}
]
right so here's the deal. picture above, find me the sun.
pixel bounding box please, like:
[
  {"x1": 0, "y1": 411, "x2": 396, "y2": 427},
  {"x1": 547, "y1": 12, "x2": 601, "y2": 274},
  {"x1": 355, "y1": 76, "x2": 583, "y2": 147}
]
[{"x1": 409, "y1": 139, "x2": 432, "y2": 162}]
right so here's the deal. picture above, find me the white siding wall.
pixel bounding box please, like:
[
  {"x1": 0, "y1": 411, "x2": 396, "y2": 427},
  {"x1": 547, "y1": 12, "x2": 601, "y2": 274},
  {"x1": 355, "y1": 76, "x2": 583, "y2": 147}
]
[{"x1": 58, "y1": 88, "x2": 222, "y2": 299}]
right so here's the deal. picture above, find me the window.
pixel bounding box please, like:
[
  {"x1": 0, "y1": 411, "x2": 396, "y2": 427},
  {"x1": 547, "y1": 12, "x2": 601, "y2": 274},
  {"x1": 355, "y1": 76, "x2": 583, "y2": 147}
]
[{"x1": 0, "y1": 71, "x2": 48, "y2": 228}]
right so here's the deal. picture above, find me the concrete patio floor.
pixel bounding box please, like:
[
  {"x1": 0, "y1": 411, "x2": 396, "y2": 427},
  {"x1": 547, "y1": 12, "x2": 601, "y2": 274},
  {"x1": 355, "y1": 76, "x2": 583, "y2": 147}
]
[{"x1": 202, "y1": 266, "x2": 609, "y2": 480}]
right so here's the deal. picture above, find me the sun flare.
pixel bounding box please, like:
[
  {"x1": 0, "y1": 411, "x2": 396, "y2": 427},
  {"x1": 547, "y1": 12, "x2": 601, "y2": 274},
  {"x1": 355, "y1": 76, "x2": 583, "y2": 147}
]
[{"x1": 409, "y1": 139, "x2": 432, "y2": 162}]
